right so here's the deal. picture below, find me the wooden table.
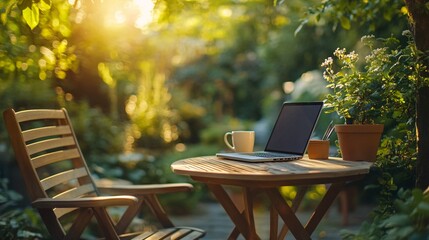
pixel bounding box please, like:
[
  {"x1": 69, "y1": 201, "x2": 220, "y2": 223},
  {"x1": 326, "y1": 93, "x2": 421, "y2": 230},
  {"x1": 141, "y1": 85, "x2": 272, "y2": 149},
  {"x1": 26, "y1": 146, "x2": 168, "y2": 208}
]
[{"x1": 171, "y1": 156, "x2": 373, "y2": 240}]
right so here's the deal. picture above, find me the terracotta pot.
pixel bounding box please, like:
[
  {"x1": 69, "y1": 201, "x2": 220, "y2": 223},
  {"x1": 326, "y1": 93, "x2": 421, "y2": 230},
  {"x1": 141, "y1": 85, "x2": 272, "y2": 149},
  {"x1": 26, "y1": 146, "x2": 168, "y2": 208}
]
[{"x1": 335, "y1": 124, "x2": 384, "y2": 162}]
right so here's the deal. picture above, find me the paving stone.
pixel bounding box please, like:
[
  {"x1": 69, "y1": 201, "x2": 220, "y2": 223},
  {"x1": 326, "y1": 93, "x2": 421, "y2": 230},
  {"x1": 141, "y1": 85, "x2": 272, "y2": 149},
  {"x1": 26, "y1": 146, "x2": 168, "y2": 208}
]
[{"x1": 171, "y1": 202, "x2": 373, "y2": 239}]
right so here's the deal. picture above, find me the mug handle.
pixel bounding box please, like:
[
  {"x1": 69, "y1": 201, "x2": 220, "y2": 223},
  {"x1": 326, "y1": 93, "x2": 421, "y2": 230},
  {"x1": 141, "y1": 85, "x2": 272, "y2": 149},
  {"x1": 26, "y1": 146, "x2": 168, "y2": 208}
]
[{"x1": 224, "y1": 132, "x2": 235, "y2": 151}]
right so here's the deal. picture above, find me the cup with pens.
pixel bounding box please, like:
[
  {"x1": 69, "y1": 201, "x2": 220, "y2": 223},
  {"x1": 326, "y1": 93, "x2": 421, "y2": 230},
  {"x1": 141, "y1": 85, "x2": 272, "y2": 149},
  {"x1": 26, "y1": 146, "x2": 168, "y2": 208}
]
[{"x1": 307, "y1": 121, "x2": 334, "y2": 160}]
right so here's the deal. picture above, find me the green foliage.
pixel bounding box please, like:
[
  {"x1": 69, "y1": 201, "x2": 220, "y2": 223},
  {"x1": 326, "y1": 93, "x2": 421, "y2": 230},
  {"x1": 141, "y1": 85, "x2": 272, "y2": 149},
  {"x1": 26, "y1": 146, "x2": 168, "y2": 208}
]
[
  {"x1": 7, "y1": 0, "x2": 52, "y2": 30},
  {"x1": 171, "y1": 2, "x2": 346, "y2": 124},
  {"x1": 301, "y1": 0, "x2": 408, "y2": 34},
  {"x1": 322, "y1": 32, "x2": 424, "y2": 219},
  {"x1": 366, "y1": 158, "x2": 415, "y2": 216},
  {"x1": 1, "y1": 0, "x2": 75, "y2": 80},
  {"x1": 0, "y1": 0, "x2": 77, "y2": 147},
  {"x1": 0, "y1": 179, "x2": 47, "y2": 240},
  {"x1": 376, "y1": 121, "x2": 417, "y2": 195},
  {"x1": 21, "y1": 0, "x2": 50, "y2": 30},
  {"x1": 126, "y1": 62, "x2": 180, "y2": 148},
  {"x1": 322, "y1": 34, "x2": 425, "y2": 124},
  {"x1": 279, "y1": 185, "x2": 327, "y2": 210},
  {"x1": 341, "y1": 188, "x2": 429, "y2": 239}
]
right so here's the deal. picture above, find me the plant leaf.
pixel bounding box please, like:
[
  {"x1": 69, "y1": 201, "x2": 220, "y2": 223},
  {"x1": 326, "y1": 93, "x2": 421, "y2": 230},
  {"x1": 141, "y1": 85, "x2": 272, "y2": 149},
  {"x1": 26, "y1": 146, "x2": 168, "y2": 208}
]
[
  {"x1": 381, "y1": 214, "x2": 411, "y2": 228},
  {"x1": 340, "y1": 16, "x2": 351, "y2": 30},
  {"x1": 416, "y1": 202, "x2": 429, "y2": 216},
  {"x1": 38, "y1": 0, "x2": 51, "y2": 11},
  {"x1": 22, "y1": 4, "x2": 39, "y2": 30},
  {"x1": 294, "y1": 19, "x2": 308, "y2": 36},
  {"x1": 17, "y1": 0, "x2": 32, "y2": 11}
]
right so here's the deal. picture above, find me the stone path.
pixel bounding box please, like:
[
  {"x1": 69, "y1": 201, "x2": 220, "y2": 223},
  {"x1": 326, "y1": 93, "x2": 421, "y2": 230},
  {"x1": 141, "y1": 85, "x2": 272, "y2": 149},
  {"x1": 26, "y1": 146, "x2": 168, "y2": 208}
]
[{"x1": 171, "y1": 201, "x2": 373, "y2": 239}]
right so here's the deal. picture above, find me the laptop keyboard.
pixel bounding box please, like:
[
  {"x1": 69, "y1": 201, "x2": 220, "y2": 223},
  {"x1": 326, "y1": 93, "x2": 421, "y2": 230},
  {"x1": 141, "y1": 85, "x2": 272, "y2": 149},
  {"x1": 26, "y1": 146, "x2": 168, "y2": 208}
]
[{"x1": 246, "y1": 152, "x2": 297, "y2": 158}]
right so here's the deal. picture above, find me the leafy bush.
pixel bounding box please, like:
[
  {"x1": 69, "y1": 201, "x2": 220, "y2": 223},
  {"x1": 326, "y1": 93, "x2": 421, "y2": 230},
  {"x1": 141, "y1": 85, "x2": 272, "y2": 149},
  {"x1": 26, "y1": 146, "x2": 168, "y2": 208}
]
[
  {"x1": 341, "y1": 188, "x2": 429, "y2": 239},
  {"x1": 0, "y1": 179, "x2": 47, "y2": 240}
]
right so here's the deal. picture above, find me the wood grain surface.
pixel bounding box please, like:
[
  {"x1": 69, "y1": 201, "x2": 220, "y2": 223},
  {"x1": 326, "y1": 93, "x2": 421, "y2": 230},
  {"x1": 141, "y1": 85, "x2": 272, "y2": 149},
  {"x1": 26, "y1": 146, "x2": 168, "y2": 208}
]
[{"x1": 171, "y1": 156, "x2": 372, "y2": 182}]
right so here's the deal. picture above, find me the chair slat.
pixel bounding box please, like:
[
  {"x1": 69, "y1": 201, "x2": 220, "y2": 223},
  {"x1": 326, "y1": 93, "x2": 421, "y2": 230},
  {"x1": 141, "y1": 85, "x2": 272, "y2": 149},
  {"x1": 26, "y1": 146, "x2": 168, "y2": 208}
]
[
  {"x1": 53, "y1": 184, "x2": 95, "y2": 200},
  {"x1": 32, "y1": 149, "x2": 81, "y2": 169},
  {"x1": 23, "y1": 126, "x2": 72, "y2": 142},
  {"x1": 41, "y1": 167, "x2": 89, "y2": 191},
  {"x1": 131, "y1": 231, "x2": 155, "y2": 239},
  {"x1": 143, "y1": 228, "x2": 176, "y2": 240},
  {"x1": 175, "y1": 230, "x2": 206, "y2": 240},
  {"x1": 138, "y1": 228, "x2": 205, "y2": 240},
  {"x1": 54, "y1": 207, "x2": 77, "y2": 219},
  {"x1": 27, "y1": 136, "x2": 76, "y2": 156},
  {"x1": 15, "y1": 109, "x2": 66, "y2": 122},
  {"x1": 168, "y1": 228, "x2": 192, "y2": 239}
]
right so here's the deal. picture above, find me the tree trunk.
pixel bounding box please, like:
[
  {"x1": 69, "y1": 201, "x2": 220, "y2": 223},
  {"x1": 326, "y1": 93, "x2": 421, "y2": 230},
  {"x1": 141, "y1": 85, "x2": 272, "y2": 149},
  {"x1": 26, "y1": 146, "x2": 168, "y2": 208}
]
[
  {"x1": 404, "y1": 0, "x2": 429, "y2": 189},
  {"x1": 416, "y1": 87, "x2": 429, "y2": 189}
]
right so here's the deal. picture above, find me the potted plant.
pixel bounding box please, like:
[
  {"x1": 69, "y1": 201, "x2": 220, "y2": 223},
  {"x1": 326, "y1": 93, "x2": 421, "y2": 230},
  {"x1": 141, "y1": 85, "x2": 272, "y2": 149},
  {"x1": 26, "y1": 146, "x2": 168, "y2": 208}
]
[{"x1": 321, "y1": 36, "x2": 404, "y2": 161}]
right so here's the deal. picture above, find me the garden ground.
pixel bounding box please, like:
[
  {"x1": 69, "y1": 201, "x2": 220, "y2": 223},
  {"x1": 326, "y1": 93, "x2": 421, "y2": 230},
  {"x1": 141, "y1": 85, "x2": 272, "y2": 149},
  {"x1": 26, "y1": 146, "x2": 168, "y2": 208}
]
[{"x1": 171, "y1": 200, "x2": 374, "y2": 239}]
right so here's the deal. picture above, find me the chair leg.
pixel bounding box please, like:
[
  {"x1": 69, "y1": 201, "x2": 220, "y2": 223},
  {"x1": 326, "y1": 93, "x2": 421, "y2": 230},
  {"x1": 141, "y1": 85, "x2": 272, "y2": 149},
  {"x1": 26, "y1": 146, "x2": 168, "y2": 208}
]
[
  {"x1": 65, "y1": 208, "x2": 94, "y2": 240},
  {"x1": 144, "y1": 194, "x2": 174, "y2": 228},
  {"x1": 93, "y1": 207, "x2": 121, "y2": 240},
  {"x1": 38, "y1": 209, "x2": 66, "y2": 239},
  {"x1": 207, "y1": 183, "x2": 254, "y2": 239},
  {"x1": 116, "y1": 198, "x2": 144, "y2": 233}
]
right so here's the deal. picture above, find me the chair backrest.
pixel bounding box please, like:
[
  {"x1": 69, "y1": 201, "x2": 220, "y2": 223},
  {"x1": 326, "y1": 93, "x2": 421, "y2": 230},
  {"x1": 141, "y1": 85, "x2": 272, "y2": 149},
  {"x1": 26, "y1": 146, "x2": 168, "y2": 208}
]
[{"x1": 3, "y1": 108, "x2": 98, "y2": 236}]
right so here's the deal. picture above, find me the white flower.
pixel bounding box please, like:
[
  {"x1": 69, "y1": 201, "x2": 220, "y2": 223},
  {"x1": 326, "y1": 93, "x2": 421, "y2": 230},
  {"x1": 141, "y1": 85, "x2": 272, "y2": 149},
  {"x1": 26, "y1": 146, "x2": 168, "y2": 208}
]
[{"x1": 321, "y1": 57, "x2": 333, "y2": 67}]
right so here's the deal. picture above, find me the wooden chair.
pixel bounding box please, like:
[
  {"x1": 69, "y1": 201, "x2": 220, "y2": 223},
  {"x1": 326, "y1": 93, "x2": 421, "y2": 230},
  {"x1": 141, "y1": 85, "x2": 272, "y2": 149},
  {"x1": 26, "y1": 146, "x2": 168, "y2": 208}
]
[{"x1": 3, "y1": 108, "x2": 205, "y2": 240}]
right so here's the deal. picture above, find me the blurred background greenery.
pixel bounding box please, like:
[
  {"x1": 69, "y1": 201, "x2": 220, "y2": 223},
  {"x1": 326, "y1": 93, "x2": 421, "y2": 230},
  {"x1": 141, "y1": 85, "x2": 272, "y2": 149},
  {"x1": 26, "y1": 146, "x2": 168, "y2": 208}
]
[{"x1": 0, "y1": 0, "x2": 424, "y2": 238}]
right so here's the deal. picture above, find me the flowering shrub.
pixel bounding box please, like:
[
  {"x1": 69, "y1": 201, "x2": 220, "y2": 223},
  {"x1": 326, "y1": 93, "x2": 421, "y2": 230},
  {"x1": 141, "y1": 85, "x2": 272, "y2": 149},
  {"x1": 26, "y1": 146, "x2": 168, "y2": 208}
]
[{"x1": 322, "y1": 34, "x2": 416, "y2": 124}]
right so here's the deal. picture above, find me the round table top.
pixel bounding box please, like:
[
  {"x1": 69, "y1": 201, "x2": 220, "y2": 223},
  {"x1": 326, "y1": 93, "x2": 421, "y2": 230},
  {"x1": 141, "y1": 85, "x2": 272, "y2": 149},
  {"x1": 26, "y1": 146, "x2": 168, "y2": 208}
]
[{"x1": 171, "y1": 156, "x2": 373, "y2": 186}]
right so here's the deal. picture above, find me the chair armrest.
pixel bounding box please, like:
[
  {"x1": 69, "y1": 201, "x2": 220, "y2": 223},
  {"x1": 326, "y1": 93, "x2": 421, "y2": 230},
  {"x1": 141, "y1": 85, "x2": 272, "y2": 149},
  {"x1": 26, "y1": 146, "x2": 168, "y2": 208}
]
[
  {"x1": 97, "y1": 183, "x2": 194, "y2": 196},
  {"x1": 32, "y1": 196, "x2": 138, "y2": 209}
]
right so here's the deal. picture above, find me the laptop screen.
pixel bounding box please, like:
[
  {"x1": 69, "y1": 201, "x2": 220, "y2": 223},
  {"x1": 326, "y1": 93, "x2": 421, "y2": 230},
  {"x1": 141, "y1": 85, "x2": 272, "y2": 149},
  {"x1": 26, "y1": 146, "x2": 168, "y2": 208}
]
[{"x1": 265, "y1": 102, "x2": 323, "y2": 154}]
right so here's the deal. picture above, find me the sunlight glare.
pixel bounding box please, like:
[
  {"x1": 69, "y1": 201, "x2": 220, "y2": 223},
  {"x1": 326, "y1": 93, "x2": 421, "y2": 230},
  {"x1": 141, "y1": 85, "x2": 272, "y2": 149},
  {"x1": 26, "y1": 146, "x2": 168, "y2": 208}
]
[
  {"x1": 68, "y1": 0, "x2": 81, "y2": 9},
  {"x1": 133, "y1": 0, "x2": 155, "y2": 29},
  {"x1": 219, "y1": 7, "x2": 232, "y2": 18},
  {"x1": 283, "y1": 81, "x2": 295, "y2": 94},
  {"x1": 114, "y1": 11, "x2": 126, "y2": 24},
  {"x1": 101, "y1": 0, "x2": 155, "y2": 29}
]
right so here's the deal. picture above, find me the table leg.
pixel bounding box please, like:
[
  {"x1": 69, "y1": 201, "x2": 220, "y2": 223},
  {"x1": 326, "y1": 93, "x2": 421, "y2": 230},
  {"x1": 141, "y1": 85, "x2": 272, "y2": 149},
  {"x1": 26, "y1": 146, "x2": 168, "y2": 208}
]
[
  {"x1": 305, "y1": 182, "x2": 345, "y2": 235},
  {"x1": 206, "y1": 183, "x2": 261, "y2": 240},
  {"x1": 270, "y1": 205, "x2": 278, "y2": 240},
  {"x1": 266, "y1": 188, "x2": 311, "y2": 240},
  {"x1": 243, "y1": 188, "x2": 258, "y2": 239},
  {"x1": 277, "y1": 186, "x2": 309, "y2": 239},
  {"x1": 228, "y1": 225, "x2": 241, "y2": 240}
]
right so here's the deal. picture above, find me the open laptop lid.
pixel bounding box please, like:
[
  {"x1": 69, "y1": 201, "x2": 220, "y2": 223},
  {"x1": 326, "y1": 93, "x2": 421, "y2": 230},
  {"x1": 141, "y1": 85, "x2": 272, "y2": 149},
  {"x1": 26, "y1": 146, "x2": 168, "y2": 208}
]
[{"x1": 263, "y1": 101, "x2": 324, "y2": 155}]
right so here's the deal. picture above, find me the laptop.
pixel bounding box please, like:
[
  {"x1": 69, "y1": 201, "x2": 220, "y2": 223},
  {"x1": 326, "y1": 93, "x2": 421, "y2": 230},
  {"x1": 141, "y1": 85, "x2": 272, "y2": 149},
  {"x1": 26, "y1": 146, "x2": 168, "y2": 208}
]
[{"x1": 216, "y1": 101, "x2": 323, "y2": 162}]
